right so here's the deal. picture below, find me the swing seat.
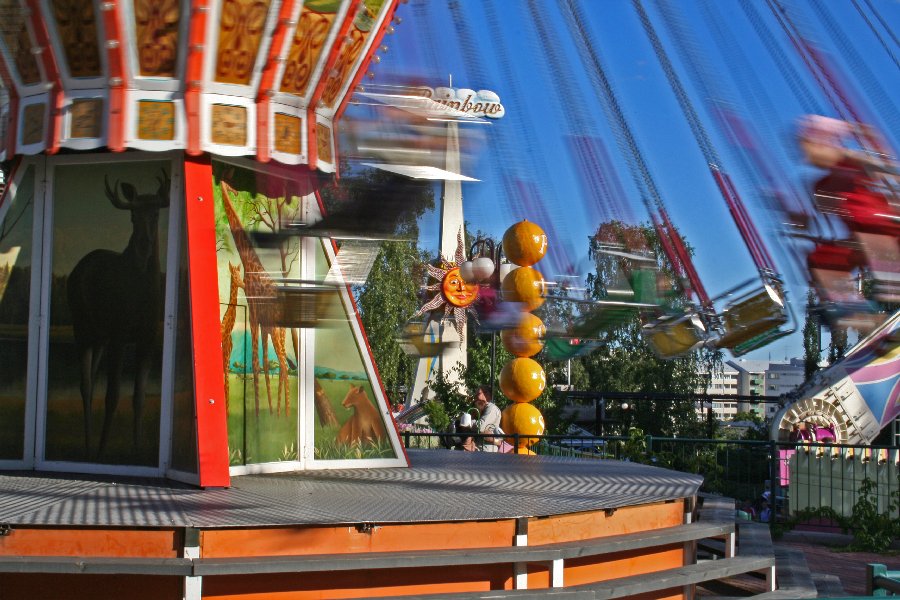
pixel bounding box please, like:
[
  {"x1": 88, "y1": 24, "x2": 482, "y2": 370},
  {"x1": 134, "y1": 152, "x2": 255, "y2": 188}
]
[
  {"x1": 259, "y1": 285, "x2": 344, "y2": 328},
  {"x1": 716, "y1": 285, "x2": 788, "y2": 351},
  {"x1": 642, "y1": 312, "x2": 708, "y2": 359}
]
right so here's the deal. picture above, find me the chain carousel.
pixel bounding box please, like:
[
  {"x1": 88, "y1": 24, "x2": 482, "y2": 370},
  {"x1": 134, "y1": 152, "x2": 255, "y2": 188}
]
[{"x1": 0, "y1": 2, "x2": 715, "y2": 598}]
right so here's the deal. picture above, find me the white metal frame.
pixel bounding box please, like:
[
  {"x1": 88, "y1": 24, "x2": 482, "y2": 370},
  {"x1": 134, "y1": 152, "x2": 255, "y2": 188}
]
[{"x1": 32, "y1": 151, "x2": 183, "y2": 478}]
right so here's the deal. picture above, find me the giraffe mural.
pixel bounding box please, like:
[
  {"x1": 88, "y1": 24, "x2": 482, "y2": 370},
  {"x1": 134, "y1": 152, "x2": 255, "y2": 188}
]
[
  {"x1": 221, "y1": 261, "x2": 242, "y2": 410},
  {"x1": 219, "y1": 180, "x2": 291, "y2": 417}
]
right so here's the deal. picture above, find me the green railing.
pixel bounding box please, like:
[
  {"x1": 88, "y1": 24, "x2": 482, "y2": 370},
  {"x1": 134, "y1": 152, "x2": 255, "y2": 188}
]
[{"x1": 401, "y1": 432, "x2": 900, "y2": 528}]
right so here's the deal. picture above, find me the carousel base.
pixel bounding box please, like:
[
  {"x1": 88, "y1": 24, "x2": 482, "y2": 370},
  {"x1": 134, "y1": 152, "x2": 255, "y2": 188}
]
[{"x1": 0, "y1": 450, "x2": 708, "y2": 599}]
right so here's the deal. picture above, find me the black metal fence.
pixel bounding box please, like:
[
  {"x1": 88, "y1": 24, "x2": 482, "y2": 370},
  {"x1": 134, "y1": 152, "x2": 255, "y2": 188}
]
[{"x1": 401, "y1": 432, "x2": 900, "y2": 524}]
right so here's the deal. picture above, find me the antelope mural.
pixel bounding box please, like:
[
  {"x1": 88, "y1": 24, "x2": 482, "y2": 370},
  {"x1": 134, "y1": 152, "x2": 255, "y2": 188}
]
[{"x1": 67, "y1": 171, "x2": 170, "y2": 459}]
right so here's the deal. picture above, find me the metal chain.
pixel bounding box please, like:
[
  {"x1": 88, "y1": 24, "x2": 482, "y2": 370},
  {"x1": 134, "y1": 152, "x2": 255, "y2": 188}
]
[
  {"x1": 739, "y1": 0, "x2": 822, "y2": 115},
  {"x1": 853, "y1": 0, "x2": 900, "y2": 72}
]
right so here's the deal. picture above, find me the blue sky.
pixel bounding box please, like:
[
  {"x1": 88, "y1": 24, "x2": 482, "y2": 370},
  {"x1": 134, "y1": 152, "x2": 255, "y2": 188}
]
[{"x1": 345, "y1": 0, "x2": 900, "y2": 362}]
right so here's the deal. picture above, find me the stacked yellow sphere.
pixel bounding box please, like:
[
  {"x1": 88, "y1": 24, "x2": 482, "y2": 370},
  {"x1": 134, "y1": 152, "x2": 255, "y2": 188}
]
[{"x1": 498, "y1": 220, "x2": 548, "y2": 453}]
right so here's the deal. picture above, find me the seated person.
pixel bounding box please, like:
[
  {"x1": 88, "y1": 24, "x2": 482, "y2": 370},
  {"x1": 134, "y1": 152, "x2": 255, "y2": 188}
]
[{"x1": 796, "y1": 115, "x2": 900, "y2": 328}]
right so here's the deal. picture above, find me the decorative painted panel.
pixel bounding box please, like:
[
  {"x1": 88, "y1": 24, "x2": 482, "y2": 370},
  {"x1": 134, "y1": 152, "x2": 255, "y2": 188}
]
[
  {"x1": 312, "y1": 240, "x2": 396, "y2": 460},
  {"x1": 274, "y1": 112, "x2": 301, "y2": 155},
  {"x1": 0, "y1": 2, "x2": 41, "y2": 85},
  {"x1": 50, "y1": 0, "x2": 102, "y2": 78},
  {"x1": 138, "y1": 100, "x2": 175, "y2": 140},
  {"x1": 133, "y1": 0, "x2": 180, "y2": 77},
  {"x1": 21, "y1": 103, "x2": 45, "y2": 145},
  {"x1": 210, "y1": 103, "x2": 247, "y2": 145},
  {"x1": 212, "y1": 161, "x2": 303, "y2": 465},
  {"x1": 315, "y1": 122, "x2": 331, "y2": 163},
  {"x1": 320, "y1": 0, "x2": 386, "y2": 108},
  {"x1": 214, "y1": 0, "x2": 272, "y2": 86},
  {"x1": 46, "y1": 160, "x2": 171, "y2": 465},
  {"x1": 69, "y1": 98, "x2": 103, "y2": 138},
  {"x1": 278, "y1": 0, "x2": 338, "y2": 97}
]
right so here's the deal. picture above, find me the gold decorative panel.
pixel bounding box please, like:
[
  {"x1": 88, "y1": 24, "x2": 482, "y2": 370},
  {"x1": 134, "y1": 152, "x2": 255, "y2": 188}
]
[
  {"x1": 69, "y1": 98, "x2": 103, "y2": 138},
  {"x1": 274, "y1": 113, "x2": 301, "y2": 155},
  {"x1": 279, "y1": 3, "x2": 337, "y2": 96},
  {"x1": 137, "y1": 101, "x2": 176, "y2": 140},
  {"x1": 320, "y1": 0, "x2": 386, "y2": 107},
  {"x1": 50, "y1": 0, "x2": 102, "y2": 78},
  {"x1": 214, "y1": 0, "x2": 271, "y2": 85},
  {"x1": 22, "y1": 103, "x2": 45, "y2": 145},
  {"x1": 316, "y1": 122, "x2": 332, "y2": 163},
  {"x1": 0, "y1": 3, "x2": 41, "y2": 85},
  {"x1": 211, "y1": 104, "x2": 247, "y2": 146},
  {"x1": 134, "y1": 0, "x2": 180, "y2": 77}
]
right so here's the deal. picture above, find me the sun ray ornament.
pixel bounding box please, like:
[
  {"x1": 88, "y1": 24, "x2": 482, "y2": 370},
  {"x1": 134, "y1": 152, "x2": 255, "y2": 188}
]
[{"x1": 414, "y1": 229, "x2": 480, "y2": 338}]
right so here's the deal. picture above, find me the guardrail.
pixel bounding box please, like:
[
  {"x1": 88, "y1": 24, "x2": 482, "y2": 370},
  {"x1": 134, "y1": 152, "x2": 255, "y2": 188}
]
[
  {"x1": 401, "y1": 433, "x2": 900, "y2": 528},
  {"x1": 867, "y1": 563, "x2": 900, "y2": 596}
]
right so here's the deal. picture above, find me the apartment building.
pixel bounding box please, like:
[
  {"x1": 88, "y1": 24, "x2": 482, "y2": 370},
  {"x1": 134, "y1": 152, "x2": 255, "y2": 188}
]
[{"x1": 699, "y1": 359, "x2": 805, "y2": 421}]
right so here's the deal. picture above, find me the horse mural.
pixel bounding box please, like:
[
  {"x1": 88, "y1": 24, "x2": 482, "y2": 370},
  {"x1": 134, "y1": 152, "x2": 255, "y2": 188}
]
[
  {"x1": 337, "y1": 385, "x2": 386, "y2": 445},
  {"x1": 67, "y1": 171, "x2": 170, "y2": 459}
]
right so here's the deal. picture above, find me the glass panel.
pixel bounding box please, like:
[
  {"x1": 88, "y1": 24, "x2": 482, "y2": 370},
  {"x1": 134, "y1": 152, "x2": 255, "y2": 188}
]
[
  {"x1": 0, "y1": 165, "x2": 35, "y2": 460},
  {"x1": 169, "y1": 207, "x2": 197, "y2": 474},
  {"x1": 313, "y1": 240, "x2": 396, "y2": 460},
  {"x1": 46, "y1": 161, "x2": 170, "y2": 465},
  {"x1": 212, "y1": 162, "x2": 302, "y2": 465}
]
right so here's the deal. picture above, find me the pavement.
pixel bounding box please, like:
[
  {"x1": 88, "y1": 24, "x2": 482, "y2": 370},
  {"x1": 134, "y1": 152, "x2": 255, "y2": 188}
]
[
  {"x1": 775, "y1": 529, "x2": 900, "y2": 596},
  {"x1": 698, "y1": 528, "x2": 900, "y2": 598}
]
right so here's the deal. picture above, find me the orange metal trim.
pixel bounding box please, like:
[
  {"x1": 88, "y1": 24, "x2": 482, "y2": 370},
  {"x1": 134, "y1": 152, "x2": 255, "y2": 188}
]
[
  {"x1": 255, "y1": 0, "x2": 298, "y2": 163},
  {"x1": 100, "y1": 0, "x2": 127, "y2": 151},
  {"x1": 183, "y1": 154, "x2": 230, "y2": 487},
  {"x1": 306, "y1": 0, "x2": 362, "y2": 169},
  {"x1": 201, "y1": 519, "x2": 515, "y2": 558},
  {"x1": 24, "y1": 0, "x2": 63, "y2": 154},
  {"x1": 528, "y1": 501, "x2": 683, "y2": 545},
  {"x1": 0, "y1": 527, "x2": 179, "y2": 557},
  {"x1": 184, "y1": 0, "x2": 209, "y2": 155}
]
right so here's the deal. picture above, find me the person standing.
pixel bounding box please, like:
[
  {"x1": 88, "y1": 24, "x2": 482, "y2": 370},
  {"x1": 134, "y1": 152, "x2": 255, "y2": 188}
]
[{"x1": 473, "y1": 385, "x2": 501, "y2": 452}]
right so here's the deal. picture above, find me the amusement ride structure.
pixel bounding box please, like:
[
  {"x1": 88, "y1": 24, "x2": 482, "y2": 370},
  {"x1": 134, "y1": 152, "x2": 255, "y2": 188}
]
[{"x1": 0, "y1": 0, "x2": 897, "y2": 597}]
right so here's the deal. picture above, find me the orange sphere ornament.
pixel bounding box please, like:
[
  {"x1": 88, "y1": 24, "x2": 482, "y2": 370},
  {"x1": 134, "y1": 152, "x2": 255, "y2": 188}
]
[
  {"x1": 502, "y1": 220, "x2": 547, "y2": 267},
  {"x1": 501, "y1": 267, "x2": 545, "y2": 311},
  {"x1": 501, "y1": 313, "x2": 546, "y2": 357},
  {"x1": 499, "y1": 357, "x2": 546, "y2": 403},
  {"x1": 500, "y1": 402, "x2": 545, "y2": 448}
]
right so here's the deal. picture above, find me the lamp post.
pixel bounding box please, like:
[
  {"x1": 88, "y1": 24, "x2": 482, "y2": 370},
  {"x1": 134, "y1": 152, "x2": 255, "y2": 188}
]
[{"x1": 459, "y1": 238, "x2": 509, "y2": 396}]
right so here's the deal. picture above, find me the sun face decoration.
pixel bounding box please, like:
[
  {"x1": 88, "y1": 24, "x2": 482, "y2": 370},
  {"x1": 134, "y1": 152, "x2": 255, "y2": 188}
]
[{"x1": 414, "y1": 230, "x2": 480, "y2": 337}]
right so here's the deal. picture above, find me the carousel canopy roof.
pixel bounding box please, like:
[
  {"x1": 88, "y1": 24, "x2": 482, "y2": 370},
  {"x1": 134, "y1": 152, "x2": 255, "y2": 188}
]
[{"x1": 0, "y1": 0, "x2": 398, "y2": 172}]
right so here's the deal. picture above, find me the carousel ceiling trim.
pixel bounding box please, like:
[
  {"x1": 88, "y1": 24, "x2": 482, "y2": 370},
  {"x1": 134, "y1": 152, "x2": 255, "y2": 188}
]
[
  {"x1": 118, "y1": 0, "x2": 191, "y2": 92},
  {"x1": 255, "y1": 0, "x2": 299, "y2": 163},
  {"x1": 201, "y1": 0, "x2": 281, "y2": 98},
  {"x1": 0, "y1": 0, "x2": 394, "y2": 168},
  {"x1": 319, "y1": 0, "x2": 394, "y2": 117}
]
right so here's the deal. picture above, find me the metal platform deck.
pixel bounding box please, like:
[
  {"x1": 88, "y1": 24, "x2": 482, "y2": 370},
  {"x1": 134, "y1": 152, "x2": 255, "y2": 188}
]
[{"x1": 0, "y1": 450, "x2": 702, "y2": 528}]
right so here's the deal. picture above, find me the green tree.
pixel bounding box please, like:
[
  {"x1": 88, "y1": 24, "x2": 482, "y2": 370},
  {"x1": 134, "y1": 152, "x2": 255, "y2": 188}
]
[
  {"x1": 320, "y1": 164, "x2": 435, "y2": 404},
  {"x1": 564, "y1": 221, "x2": 721, "y2": 437},
  {"x1": 803, "y1": 289, "x2": 821, "y2": 380}
]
